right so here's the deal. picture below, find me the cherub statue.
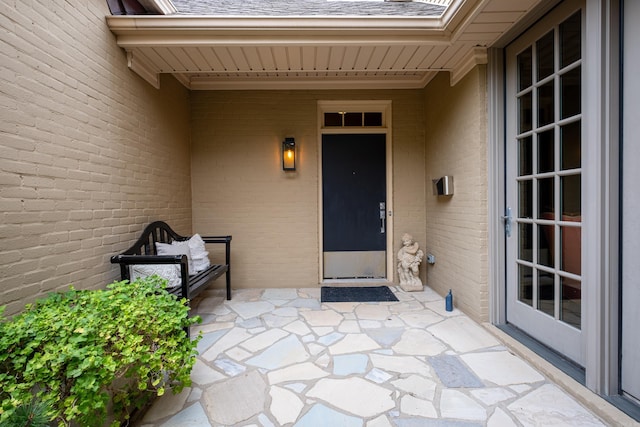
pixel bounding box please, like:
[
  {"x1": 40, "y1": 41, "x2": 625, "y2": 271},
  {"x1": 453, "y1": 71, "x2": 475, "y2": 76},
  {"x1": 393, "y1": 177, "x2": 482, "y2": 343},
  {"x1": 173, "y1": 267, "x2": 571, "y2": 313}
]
[{"x1": 397, "y1": 233, "x2": 424, "y2": 291}]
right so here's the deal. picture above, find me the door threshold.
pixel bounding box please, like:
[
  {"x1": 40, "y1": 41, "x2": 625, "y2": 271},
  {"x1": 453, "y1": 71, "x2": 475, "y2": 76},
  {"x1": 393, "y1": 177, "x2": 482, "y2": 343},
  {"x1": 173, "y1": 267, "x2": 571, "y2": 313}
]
[
  {"x1": 322, "y1": 279, "x2": 392, "y2": 287},
  {"x1": 496, "y1": 323, "x2": 585, "y2": 384},
  {"x1": 490, "y1": 323, "x2": 639, "y2": 425},
  {"x1": 603, "y1": 396, "x2": 640, "y2": 422}
]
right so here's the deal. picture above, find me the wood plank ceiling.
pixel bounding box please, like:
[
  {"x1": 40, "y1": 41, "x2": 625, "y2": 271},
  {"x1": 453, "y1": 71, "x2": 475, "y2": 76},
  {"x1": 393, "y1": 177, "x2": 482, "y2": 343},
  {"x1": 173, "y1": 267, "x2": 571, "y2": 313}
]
[{"x1": 106, "y1": 0, "x2": 544, "y2": 90}]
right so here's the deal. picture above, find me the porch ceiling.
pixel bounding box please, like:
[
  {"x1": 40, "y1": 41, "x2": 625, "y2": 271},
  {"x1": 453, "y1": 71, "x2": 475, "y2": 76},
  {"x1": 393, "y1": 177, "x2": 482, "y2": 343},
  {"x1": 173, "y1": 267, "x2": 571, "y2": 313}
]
[{"x1": 106, "y1": 0, "x2": 543, "y2": 90}]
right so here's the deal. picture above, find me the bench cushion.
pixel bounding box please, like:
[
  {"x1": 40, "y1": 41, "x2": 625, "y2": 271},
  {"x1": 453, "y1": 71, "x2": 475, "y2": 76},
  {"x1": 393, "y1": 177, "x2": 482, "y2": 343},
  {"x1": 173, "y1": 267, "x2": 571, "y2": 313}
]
[
  {"x1": 156, "y1": 241, "x2": 195, "y2": 272},
  {"x1": 130, "y1": 264, "x2": 181, "y2": 290}
]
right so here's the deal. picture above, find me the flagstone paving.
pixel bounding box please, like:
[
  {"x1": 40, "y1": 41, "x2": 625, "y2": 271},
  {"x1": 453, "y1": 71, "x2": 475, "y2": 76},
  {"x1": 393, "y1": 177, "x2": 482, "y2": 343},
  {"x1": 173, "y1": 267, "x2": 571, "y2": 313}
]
[{"x1": 138, "y1": 286, "x2": 606, "y2": 427}]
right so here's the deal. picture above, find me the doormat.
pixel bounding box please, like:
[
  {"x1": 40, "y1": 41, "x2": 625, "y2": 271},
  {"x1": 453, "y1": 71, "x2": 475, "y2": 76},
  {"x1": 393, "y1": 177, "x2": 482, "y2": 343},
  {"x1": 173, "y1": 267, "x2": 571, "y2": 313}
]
[{"x1": 321, "y1": 286, "x2": 398, "y2": 303}]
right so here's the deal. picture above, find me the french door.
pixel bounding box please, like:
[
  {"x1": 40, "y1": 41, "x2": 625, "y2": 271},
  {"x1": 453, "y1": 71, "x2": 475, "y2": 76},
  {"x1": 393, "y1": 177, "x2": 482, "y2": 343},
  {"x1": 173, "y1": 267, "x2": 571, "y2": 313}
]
[{"x1": 505, "y1": 1, "x2": 584, "y2": 365}]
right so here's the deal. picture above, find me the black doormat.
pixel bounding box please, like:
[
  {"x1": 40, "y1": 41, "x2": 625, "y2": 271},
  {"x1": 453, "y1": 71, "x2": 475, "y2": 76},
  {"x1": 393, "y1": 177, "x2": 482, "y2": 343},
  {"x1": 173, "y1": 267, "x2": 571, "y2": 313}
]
[{"x1": 321, "y1": 286, "x2": 398, "y2": 303}]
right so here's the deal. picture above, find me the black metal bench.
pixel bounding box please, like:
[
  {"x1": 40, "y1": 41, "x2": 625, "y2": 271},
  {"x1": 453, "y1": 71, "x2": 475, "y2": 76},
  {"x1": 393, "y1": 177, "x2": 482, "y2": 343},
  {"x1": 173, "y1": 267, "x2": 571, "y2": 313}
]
[{"x1": 110, "y1": 221, "x2": 232, "y2": 301}]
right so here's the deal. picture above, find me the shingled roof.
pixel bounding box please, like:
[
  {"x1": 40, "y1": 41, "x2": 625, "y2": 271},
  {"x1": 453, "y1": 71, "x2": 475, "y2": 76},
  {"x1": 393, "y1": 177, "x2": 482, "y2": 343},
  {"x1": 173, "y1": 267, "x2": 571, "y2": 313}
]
[{"x1": 170, "y1": 0, "x2": 447, "y2": 17}]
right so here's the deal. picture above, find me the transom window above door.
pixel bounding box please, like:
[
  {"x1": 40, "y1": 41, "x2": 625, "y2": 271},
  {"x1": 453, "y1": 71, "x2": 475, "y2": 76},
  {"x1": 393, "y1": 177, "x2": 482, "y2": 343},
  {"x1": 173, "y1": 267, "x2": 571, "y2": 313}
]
[{"x1": 324, "y1": 112, "x2": 384, "y2": 128}]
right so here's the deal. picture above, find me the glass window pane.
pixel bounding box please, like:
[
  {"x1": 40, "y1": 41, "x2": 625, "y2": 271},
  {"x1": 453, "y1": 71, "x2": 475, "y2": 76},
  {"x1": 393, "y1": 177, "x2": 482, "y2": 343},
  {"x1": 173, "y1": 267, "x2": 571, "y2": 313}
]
[
  {"x1": 561, "y1": 66, "x2": 581, "y2": 119},
  {"x1": 519, "y1": 223, "x2": 533, "y2": 262},
  {"x1": 561, "y1": 174, "x2": 581, "y2": 217},
  {"x1": 519, "y1": 180, "x2": 533, "y2": 219},
  {"x1": 537, "y1": 130, "x2": 554, "y2": 173},
  {"x1": 560, "y1": 276, "x2": 581, "y2": 329},
  {"x1": 518, "y1": 46, "x2": 533, "y2": 91},
  {"x1": 519, "y1": 264, "x2": 533, "y2": 306},
  {"x1": 538, "y1": 224, "x2": 555, "y2": 268},
  {"x1": 537, "y1": 30, "x2": 555, "y2": 81},
  {"x1": 538, "y1": 177, "x2": 554, "y2": 219},
  {"x1": 364, "y1": 112, "x2": 382, "y2": 126},
  {"x1": 344, "y1": 112, "x2": 362, "y2": 126},
  {"x1": 519, "y1": 136, "x2": 532, "y2": 176},
  {"x1": 519, "y1": 92, "x2": 532, "y2": 133},
  {"x1": 561, "y1": 224, "x2": 581, "y2": 275},
  {"x1": 325, "y1": 113, "x2": 342, "y2": 127},
  {"x1": 560, "y1": 11, "x2": 581, "y2": 68},
  {"x1": 537, "y1": 269, "x2": 555, "y2": 316},
  {"x1": 561, "y1": 121, "x2": 581, "y2": 170},
  {"x1": 537, "y1": 81, "x2": 555, "y2": 127}
]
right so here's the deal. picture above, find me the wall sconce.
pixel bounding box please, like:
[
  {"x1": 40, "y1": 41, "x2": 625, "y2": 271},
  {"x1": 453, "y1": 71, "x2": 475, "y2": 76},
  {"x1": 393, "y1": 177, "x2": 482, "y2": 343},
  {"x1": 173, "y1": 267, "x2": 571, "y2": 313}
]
[{"x1": 283, "y1": 137, "x2": 296, "y2": 171}]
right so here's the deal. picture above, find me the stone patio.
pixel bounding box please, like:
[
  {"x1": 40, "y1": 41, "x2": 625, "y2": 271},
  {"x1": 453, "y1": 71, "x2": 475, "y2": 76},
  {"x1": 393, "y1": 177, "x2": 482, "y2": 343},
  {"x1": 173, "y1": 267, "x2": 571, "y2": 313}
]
[{"x1": 137, "y1": 286, "x2": 607, "y2": 426}]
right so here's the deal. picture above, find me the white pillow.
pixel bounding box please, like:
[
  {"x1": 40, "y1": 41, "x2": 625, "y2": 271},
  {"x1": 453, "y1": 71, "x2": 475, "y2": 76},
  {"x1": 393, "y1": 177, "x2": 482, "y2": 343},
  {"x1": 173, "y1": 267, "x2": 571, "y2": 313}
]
[
  {"x1": 188, "y1": 234, "x2": 207, "y2": 258},
  {"x1": 187, "y1": 234, "x2": 211, "y2": 272},
  {"x1": 130, "y1": 264, "x2": 181, "y2": 290},
  {"x1": 192, "y1": 253, "x2": 211, "y2": 272},
  {"x1": 156, "y1": 241, "x2": 195, "y2": 274}
]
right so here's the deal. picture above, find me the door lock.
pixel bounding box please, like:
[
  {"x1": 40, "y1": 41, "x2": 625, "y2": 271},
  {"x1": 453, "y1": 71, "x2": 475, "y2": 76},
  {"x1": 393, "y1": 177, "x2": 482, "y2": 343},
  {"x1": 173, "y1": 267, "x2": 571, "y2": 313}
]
[{"x1": 380, "y1": 202, "x2": 386, "y2": 234}]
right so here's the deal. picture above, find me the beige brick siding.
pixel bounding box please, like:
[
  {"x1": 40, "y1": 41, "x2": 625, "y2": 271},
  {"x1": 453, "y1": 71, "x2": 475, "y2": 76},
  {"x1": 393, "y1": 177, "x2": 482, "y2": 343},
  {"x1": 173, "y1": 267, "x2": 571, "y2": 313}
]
[
  {"x1": 0, "y1": 0, "x2": 192, "y2": 316},
  {"x1": 1, "y1": 0, "x2": 489, "y2": 323},
  {"x1": 190, "y1": 90, "x2": 426, "y2": 291},
  {"x1": 423, "y1": 68, "x2": 489, "y2": 322}
]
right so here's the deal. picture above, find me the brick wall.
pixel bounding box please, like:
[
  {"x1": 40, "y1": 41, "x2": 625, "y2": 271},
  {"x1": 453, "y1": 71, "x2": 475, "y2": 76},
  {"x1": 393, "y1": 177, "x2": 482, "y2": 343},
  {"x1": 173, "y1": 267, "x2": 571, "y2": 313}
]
[
  {"x1": 0, "y1": 0, "x2": 192, "y2": 316},
  {"x1": 190, "y1": 90, "x2": 426, "y2": 290},
  {"x1": 0, "y1": 0, "x2": 488, "y2": 319},
  {"x1": 423, "y1": 68, "x2": 489, "y2": 322}
]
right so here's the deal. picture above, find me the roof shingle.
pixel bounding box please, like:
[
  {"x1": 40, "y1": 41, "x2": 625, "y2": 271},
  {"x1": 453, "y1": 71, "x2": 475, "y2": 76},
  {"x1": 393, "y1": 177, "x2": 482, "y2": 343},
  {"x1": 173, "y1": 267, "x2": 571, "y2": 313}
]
[{"x1": 170, "y1": 0, "x2": 446, "y2": 17}]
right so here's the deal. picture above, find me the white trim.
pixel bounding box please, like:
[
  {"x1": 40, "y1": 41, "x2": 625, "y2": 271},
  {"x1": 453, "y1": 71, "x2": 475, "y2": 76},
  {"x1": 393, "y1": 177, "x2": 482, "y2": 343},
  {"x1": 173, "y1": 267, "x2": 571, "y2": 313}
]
[
  {"x1": 487, "y1": 47, "x2": 506, "y2": 325},
  {"x1": 413, "y1": 0, "x2": 452, "y2": 5},
  {"x1": 620, "y1": 0, "x2": 640, "y2": 401},
  {"x1": 106, "y1": 16, "x2": 449, "y2": 36},
  {"x1": 450, "y1": 47, "x2": 487, "y2": 86},
  {"x1": 183, "y1": 72, "x2": 438, "y2": 91},
  {"x1": 583, "y1": 0, "x2": 620, "y2": 395},
  {"x1": 126, "y1": 51, "x2": 160, "y2": 89},
  {"x1": 317, "y1": 100, "x2": 393, "y2": 284},
  {"x1": 105, "y1": 0, "x2": 543, "y2": 90}
]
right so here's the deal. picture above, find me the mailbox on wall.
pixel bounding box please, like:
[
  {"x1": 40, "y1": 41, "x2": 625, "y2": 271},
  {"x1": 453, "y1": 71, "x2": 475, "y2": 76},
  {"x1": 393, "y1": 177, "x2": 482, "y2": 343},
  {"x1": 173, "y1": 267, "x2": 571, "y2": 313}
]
[{"x1": 432, "y1": 176, "x2": 454, "y2": 196}]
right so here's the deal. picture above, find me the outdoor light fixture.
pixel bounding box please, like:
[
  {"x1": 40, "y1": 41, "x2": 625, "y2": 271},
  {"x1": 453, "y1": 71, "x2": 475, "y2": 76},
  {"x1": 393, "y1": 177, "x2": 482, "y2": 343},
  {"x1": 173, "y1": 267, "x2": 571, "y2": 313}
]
[{"x1": 282, "y1": 137, "x2": 296, "y2": 171}]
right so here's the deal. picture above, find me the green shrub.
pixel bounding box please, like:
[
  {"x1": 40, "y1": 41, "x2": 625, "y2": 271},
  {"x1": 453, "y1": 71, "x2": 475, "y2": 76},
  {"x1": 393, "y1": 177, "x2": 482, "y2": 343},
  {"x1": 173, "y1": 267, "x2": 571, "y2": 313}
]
[
  {"x1": 0, "y1": 276, "x2": 201, "y2": 427},
  {"x1": 1, "y1": 397, "x2": 52, "y2": 427}
]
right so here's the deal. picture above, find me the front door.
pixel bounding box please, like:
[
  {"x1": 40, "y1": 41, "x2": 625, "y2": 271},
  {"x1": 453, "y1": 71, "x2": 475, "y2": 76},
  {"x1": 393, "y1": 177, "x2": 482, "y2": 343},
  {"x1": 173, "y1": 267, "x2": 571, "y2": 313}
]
[
  {"x1": 322, "y1": 133, "x2": 386, "y2": 279},
  {"x1": 505, "y1": 2, "x2": 584, "y2": 365}
]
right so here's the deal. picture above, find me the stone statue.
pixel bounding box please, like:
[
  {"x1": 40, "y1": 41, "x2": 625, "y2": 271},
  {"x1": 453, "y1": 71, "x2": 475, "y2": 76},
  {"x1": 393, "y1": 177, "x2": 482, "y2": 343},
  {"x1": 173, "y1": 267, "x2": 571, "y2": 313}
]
[{"x1": 397, "y1": 233, "x2": 424, "y2": 291}]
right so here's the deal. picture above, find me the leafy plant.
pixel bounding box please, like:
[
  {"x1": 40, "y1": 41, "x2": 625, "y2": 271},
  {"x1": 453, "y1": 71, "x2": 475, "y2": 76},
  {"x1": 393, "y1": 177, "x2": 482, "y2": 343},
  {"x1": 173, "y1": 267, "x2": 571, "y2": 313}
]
[{"x1": 0, "y1": 277, "x2": 201, "y2": 427}]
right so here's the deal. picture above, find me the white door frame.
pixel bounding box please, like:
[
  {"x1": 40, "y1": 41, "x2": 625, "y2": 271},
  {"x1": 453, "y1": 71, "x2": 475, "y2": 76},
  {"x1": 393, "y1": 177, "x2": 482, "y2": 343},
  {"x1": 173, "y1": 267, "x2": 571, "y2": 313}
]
[
  {"x1": 317, "y1": 100, "x2": 394, "y2": 284},
  {"x1": 620, "y1": 0, "x2": 639, "y2": 402},
  {"x1": 488, "y1": 0, "x2": 621, "y2": 396}
]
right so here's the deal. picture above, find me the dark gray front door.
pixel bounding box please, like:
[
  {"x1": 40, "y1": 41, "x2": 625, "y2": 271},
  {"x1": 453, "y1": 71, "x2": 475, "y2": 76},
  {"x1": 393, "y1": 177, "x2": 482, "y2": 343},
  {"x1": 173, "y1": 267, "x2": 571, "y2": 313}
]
[{"x1": 322, "y1": 133, "x2": 386, "y2": 279}]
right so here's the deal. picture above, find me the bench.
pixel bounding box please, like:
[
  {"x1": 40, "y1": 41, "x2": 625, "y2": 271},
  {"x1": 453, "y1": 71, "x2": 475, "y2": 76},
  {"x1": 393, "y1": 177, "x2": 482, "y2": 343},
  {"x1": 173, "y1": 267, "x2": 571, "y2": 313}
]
[{"x1": 111, "y1": 221, "x2": 232, "y2": 301}]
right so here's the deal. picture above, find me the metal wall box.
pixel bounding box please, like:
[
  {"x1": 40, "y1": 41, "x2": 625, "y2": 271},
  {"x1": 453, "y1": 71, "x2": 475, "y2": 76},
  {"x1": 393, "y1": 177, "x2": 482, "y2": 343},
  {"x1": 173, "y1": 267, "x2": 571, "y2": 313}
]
[{"x1": 432, "y1": 176, "x2": 454, "y2": 196}]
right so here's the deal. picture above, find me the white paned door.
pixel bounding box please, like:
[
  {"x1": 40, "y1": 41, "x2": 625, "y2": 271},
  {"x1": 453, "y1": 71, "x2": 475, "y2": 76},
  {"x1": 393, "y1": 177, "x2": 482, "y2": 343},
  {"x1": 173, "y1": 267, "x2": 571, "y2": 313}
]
[{"x1": 505, "y1": 1, "x2": 584, "y2": 366}]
